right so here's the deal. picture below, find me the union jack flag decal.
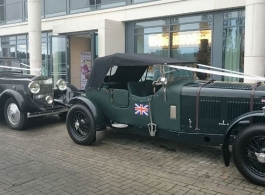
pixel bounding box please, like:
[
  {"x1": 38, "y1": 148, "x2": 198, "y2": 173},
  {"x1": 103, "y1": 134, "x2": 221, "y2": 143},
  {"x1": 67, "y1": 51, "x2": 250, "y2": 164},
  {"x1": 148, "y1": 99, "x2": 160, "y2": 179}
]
[{"x1": 135, "y1": 103, "x2": 149, "y2": 116}]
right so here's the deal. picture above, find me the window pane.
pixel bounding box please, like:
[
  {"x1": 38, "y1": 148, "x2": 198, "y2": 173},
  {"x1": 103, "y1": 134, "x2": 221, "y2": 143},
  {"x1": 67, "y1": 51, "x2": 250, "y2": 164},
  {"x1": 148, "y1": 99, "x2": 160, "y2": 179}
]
[
  {"x1": 1, "y1": 36, "x2": 16, "y2": 45},
  {"x1": 2, "y1": 47, "x2": 16, "y2": 57},
  {"x1": 170, "y1": 15, "x2": 213, "y2": 24},
  {"x1": 171, "y1": 30, "x2": 212, "y2": 63},
  {"x1": 132, "y1": 0, "x2": 154, "y2": 4},
  {"x1": 222, "y1": 26, "x2": 244, "y2": 82},
  {"x1": 96, "y1": 0, "x2": 126, "y2": 9},
  {"x1": 17, "y1": 39, "x2": 26, "y2": 44},
  {"x1": 135, "y1": 20, "x2": 169, "y2": 28},
  {"x1": 6, "y1": 0, "x2": 22, "y2": 21},
  {"x1": 17, "y1": 35, "x2": 26, "y2": 40},
  {"x1": 135, "y1": 26, "x2": 169, "y2": 34},
  {"x1": 42, "y1": 42, "x2": 48, "y2": 76},
  {"x1": 0, "y1": 4, "x2": 5, "y2": 24},
  {"x1": 224, "y1": 11, "x2": 245, "y2": 19},
  {"x1": 135, "y1": 33, "x2": 169, "y2": 57},
  {"x1": 70, "y1": 0, "x2": 89, "y2": 10},
  {"x1": 171, "y1": 22, "x2": 211, "y2": 31},
  {"x1": 17, "y1": 44, "x2": 27, "y2": 63},
  {"x1": 223, "y1": 18, "x2": 245, "y2": 27},
  {"x1": 44, "y1": 0, "x2": 66, "y2": 17}
]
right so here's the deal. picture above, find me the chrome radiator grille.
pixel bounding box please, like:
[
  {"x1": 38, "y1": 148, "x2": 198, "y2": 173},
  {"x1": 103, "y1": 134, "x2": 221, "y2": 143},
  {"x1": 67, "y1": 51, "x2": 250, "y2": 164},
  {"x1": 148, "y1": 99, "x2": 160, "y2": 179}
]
[{"x1": 33, "y1": 79, "x2": 53, "y2": 106}]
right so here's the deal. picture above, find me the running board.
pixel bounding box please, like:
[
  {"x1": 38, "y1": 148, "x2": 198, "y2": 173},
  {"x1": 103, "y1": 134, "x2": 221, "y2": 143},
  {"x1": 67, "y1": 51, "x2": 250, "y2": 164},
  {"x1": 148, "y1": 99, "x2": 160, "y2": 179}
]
[{"x1": 111, "y1": 123, "x2": 128, "y2": 129}]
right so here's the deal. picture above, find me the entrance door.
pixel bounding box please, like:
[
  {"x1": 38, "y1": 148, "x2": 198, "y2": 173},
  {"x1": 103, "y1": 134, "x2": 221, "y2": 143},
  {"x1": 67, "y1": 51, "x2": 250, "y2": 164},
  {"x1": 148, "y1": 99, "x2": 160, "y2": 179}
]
[
  {"x1": 49, "y1": 35, "x2": 70, "y2": 84},
  {"x1": 90, "y1": 31, "x2": 98, "y2": 65}
]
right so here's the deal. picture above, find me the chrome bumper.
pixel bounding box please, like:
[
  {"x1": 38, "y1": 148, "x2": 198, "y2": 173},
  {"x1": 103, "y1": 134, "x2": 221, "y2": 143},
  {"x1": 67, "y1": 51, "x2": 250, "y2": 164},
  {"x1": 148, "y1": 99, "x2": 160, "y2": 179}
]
[{"x1": 27, "y1": 107, "x2": 69, "y2": 118}]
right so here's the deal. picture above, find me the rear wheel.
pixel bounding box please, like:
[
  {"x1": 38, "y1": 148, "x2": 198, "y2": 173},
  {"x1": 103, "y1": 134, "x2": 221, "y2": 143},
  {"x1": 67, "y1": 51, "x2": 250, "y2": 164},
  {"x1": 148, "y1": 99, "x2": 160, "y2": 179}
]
[
  {"x1": 66, "y1": 104, "x2": 96, "y2": 145},
  {"x1": 4, "y1": 98, "x2": 27, "y2": 130},
  {"x1": 233, "y1": 123, "x2": 265, "y2": 186}
]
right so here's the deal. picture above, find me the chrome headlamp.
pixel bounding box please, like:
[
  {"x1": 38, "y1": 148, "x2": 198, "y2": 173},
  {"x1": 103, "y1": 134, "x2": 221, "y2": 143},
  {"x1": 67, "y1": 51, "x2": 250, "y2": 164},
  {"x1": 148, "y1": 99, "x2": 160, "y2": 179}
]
[
  {"x1": 56, "y1": 79, "x2": 67, "y2": 91},
  {"x1": 28, "y1": 81, "x2": 40, "y2": 94},
  {"x1": 45, "y1": 96, "x2": 53, "y2": 104}
]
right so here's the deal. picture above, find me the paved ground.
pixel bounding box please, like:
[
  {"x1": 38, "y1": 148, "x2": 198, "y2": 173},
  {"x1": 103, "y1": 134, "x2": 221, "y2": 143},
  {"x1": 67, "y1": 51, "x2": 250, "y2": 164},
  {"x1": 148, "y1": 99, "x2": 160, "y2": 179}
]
[{"x1": 0, "y1": 117, "x2": 264, "y2": 195}]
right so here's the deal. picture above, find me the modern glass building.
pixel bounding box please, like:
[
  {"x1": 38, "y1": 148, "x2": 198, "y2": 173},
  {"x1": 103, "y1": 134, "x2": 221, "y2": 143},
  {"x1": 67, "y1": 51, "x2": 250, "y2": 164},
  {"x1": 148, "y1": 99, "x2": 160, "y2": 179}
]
[{"x1": 0, "y1": 0, "x2": 264, "y2": 88}]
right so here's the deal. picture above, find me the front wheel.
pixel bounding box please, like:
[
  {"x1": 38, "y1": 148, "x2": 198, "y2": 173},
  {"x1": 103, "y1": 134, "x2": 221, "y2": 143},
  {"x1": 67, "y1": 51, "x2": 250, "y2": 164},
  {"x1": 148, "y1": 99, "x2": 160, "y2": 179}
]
[
  {"x1": 233, "y1": 123, "x2": 265, "y2": 186},
  {"x1": 66, "y1": 104, "x2": 96, "y2": 145},
  {"x1": 4, "y1": 98, "x2": 27, "y2": 130}
]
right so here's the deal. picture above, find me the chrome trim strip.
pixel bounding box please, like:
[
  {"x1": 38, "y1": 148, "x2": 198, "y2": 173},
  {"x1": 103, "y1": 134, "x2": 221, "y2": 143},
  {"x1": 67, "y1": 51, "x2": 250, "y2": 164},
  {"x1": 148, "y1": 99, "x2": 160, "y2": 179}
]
[
  {"x1": 27, "y1": 107, "x2": 68, "y2": 118},
  {"x1": 170, "y1": 105, "x2": 177, "y2": 119}
]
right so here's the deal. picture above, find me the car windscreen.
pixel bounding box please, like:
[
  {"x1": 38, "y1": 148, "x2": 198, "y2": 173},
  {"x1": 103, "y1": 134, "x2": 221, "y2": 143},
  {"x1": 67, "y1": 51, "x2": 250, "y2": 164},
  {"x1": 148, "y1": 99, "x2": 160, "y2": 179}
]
[
  {"x1": 0, "y1": 58, "x2": 22, "y2": 72},
  {"x1": 140, "y1": 65, "x2": 194, "y2": 82}
]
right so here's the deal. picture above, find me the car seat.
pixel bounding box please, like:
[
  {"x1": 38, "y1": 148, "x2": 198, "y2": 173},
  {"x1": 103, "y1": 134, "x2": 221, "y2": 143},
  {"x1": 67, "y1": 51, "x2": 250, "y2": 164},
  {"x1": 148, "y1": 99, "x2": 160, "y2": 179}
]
[{"x1": 127, "y1": 80, "x2": 154, "y2": 97}]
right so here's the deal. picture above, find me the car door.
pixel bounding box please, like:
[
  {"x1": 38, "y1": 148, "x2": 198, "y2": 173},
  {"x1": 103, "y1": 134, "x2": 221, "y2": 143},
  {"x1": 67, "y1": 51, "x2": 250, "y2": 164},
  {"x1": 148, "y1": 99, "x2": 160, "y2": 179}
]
[{"x1": 107, "y1": 87, "x2": 153, "y2": 127}]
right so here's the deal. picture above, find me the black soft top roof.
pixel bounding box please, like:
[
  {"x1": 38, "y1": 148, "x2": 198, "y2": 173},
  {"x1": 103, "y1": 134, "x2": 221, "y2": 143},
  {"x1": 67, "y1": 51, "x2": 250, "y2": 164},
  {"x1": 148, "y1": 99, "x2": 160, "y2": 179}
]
[{"x1": 86, "y1": 53, "x2": 194, "y2": 90}]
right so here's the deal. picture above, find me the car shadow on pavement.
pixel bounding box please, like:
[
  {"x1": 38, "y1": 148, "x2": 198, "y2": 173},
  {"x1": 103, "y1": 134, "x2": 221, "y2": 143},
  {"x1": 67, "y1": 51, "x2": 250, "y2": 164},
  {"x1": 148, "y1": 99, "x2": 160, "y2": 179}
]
[
  {"x1": 0, "y1": 115, "x2": 65, "y2": 131},
  {"x1": 98, "y1": 128, "x2": 225, "y2": 163}
]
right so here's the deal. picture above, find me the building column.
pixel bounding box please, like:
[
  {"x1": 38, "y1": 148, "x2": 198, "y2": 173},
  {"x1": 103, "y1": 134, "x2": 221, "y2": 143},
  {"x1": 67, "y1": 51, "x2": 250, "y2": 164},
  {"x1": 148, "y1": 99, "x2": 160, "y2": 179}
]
[
  {"x1": 244, "y1": 0, "x2": 265, "y2": 83},
  {"x1": 98, "y1": 19, "x2": 125, "y2": 57},
  {"x1": 28, "y1": 0, "x2": 41, "y2": 75}
]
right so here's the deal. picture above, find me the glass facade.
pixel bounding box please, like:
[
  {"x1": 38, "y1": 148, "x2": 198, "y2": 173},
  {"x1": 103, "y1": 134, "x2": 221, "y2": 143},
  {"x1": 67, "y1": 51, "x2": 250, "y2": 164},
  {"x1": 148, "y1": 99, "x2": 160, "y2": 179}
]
[
  {"x1": 134, "y1": 15, "x2": 212, "y2": 65},
  {"x1": 0, "y1": 0, "x2": 24, "y2": 25},
  {"x1": 44, "y1": 0, "x2": 66, "y2": 17},
  {"x1": 129, "y1": 10, "x2": 245, "y2": 82},
  {"x1": 222, "y1": 10, "x2": 245, "y2": 82},
  {"x1": 0, "y1": 0, "x2": 153, "y2": 25},
  {"x1": 0, "y1": 32, "x2": 52, "y2": 76}
]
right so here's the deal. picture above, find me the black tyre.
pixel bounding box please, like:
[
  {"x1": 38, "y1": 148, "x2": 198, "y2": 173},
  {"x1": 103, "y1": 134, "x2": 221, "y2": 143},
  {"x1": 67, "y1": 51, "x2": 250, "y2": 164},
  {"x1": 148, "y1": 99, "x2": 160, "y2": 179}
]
[
  {"x1": 66, "y1": 104, "x2": 96, "y2": 145},
  {"x1": 233, "y1": 123, "x2": 265, "y2": 186},
  {"x1": 4, "y1": 98, "x2": 27, "y2": 130},
  {"x1": 58, "y1": 112, "x2": 67, "y2": 121}
]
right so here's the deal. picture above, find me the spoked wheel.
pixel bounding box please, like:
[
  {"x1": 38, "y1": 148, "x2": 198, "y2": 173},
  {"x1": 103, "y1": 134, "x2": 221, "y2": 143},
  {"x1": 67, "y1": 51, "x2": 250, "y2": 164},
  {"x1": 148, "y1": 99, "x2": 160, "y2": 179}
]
[
  {"x1": 66, "y1": 104, "x2": 96, "y2": 145},
  {"x1": 233, "y1": 123, "x2": 265, "y2": 186},
  {"x1": 4, "y1": 98, "x2": 27, "y2": 130}
]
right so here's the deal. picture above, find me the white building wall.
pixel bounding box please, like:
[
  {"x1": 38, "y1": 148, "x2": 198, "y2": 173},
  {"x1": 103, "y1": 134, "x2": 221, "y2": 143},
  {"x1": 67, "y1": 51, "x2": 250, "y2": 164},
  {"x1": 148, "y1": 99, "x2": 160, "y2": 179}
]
[
  {"x1": 244, "y1": 0, "x2": 265, "y2": 83},
  {"x1": 28, "y1": 0, "x2": 42, "y2": 75},
  {"x1": 99, "y1": 20, "x2": 125, "y2": 56},
  {"x1": 0, "y1": 0, "x2": 245, "y2": 37},
  {"x1": 4, "y1": 0, "x2": 265, "y2": 80}
]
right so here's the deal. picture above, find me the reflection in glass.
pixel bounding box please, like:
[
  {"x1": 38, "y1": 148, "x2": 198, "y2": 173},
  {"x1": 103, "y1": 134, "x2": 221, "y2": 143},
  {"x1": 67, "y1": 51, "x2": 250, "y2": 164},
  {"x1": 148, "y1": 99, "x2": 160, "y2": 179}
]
[
  {"x1": 0, "y1": 3, "x2": 5, "y2": 24},
  {"x1": 223, "y1": 10, "x2": 245, "y2": 82},
  {"x1": 170, "y1": 15, "x2": 213, "y2": 24},
  {"x1": 141, "y1": 65, "x2": 193, "y2": 83},
  {"x1": 16, "y1": 45, "x2": 27, "y2": 63},
  {"x1": 2, "y1": 47, "x2": 16, "y2": 57},
  {"x1": 44, "y1": 0, "x2": 66, "y2": 17},
  {"x1": 51, "y1": 37, "x2": 67, "y2": 83},
  {"x1": 224, "y1": 11, "x2": 245, "y2": 19},
  {"x1": 135, "y1": 26, "x2": 169, "y2": 34},
  {"x1": 0, "y1": 58, "x2": 21, "y2": 72},
  {"x1": 6, "y1": 0, "x2": 22, "y2": 22},
  {"x1": 171, "y1": 22, "x2": 211, "y2": 31},
  {"x1": 171, "y1": 30, "x2": 211, "y2": 63},
  {"x1": 223, "y1": 26, "x2": 244, "y2": 82},
  {"x1": 42, "y1": 43, "x2": 48, "y2": 76},
  {"x1": 70, "y1": 0, "x2": 92, "y2": 13},
  {"x1": 132, "y1": 0, "x2": 156, "y2": 4},
  {"x1": 135, "y1": 19, "x2": 169, "y2": 28},
  {"x1": 135, "y1": 34, "x2": 169, "y2": 57}
]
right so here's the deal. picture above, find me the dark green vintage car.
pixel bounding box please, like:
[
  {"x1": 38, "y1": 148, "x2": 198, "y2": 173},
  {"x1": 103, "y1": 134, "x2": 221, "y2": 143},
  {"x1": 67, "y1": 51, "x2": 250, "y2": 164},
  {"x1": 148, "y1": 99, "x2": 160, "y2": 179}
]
[{"x1": 66, "y1": 53, "x2": 265, "y2": 186}]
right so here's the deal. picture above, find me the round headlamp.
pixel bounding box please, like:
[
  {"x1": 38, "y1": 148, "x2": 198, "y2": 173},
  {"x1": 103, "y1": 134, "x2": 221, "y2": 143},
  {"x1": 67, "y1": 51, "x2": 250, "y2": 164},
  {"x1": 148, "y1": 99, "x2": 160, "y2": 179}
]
[
  {"x1": 45, "y1": 96, "x2": 53, "y2": 104},
  {"x1": 56, "y1": 79, "x2": 67, "y2": 91},
  {"x1": 28, "y1": 81, "x2": 40, "y2": 94}
]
